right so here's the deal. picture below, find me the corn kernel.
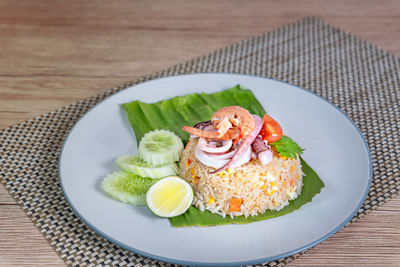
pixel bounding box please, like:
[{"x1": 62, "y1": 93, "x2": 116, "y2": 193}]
[
  {"x1": 217, "y1": 170, "x2": 230, "y2": 178},
  {"x1": 192, "y1": 176, "x2": 200, "y2": 184},
  {"x1": 262, "y1": 184, "x2": 267, "y2": 190},
  {"x1": 266, "y1": 189, "x2": 276, "y2": 196},
  {"x1": 226, "y1": 168, "x2": 236, "y2": 176},
  {"x1": 191, "y1": 168, "x2": 196, "y2": 178}
]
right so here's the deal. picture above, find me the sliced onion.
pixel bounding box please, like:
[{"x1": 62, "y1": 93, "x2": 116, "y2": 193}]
[
  {"x1": 197, "y1": 138, "x2": 232, "y2": 153},
  {"x1": 195, "y1": 145, "x2": 229, "y2": 169}
]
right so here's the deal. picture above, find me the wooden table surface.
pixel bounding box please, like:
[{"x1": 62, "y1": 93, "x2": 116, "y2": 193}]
[{"x1": 1, "y1": 0, "x2": 399, "y2": 266}]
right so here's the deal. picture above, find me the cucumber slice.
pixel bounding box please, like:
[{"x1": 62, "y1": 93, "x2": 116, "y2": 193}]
[
  {"x1": 101, "y1": 171, "x2": 160, "y2": 205},
  {"x1": 116, "y1": 155, "x2": 179, "y2": 178},
  {"x1": 139, "y1": 130, "x2": 184, "y2": 165}
]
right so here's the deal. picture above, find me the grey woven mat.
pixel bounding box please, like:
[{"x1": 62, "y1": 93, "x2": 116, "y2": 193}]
[{"x1": 1, "y1": 17, "x2": 399, "y2": 266}]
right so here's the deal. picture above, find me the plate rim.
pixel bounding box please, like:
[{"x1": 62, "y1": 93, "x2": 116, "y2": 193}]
[{"x1": 58, "y1": 72, "x2": 373, "y2": 266}]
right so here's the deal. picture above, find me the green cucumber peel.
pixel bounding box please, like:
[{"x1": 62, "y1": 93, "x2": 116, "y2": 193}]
[{"x1": 101, "y1": 171, "x2": 160, "y2": 206}]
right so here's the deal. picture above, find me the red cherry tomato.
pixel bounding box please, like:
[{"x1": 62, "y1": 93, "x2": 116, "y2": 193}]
[{"x1": 260, "y1": 114, "x2": 283, "y2": 143}]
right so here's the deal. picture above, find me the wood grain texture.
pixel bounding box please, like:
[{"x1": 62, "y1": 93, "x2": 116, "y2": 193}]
[
  {"x1": 289, "y1": 199, "x2": 400, "y2": 266},
  {"x1": 0, "y1": 0, "x2": 399, "y2": 266},
  {"x1": 0, "y1": 204, "x2": 65, "y2": 266}
]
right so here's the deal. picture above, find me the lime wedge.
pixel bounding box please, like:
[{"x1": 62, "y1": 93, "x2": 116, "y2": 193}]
[{"x1": 146, "y1": 176, "x2": 193, "y2": 217}]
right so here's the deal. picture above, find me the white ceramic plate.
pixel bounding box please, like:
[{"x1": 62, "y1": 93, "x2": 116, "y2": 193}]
[{"x1": 59, "y1": 73, "x2": 372, "y2": 266}]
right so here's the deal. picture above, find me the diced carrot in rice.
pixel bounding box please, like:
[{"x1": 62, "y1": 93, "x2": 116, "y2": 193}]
[{"x1": 228, "y1": 198, "x2": 243, "y2": 212}]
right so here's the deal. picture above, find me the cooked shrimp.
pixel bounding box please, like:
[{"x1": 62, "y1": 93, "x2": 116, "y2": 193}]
[
  {"x1": 182, "y1": 126, "x2": 239, "y2": 140},
  {"x1": 182, "y1": 106, "x2": 255, "y2": 141},
  {"x1": 211, "y1": 106, "x2": 256, "y2": 138}
]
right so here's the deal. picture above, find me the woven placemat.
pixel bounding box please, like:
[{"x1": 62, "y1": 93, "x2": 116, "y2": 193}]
[{"x1": 1, "y1": 17, "x2": 399, "y2": 266}]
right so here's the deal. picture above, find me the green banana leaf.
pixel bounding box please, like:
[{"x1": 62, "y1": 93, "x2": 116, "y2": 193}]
[
  {"x1": 122, "y1": 85, "x2": 265, "y2": 144},
  {"x1": 122, "y1": 85, "x2": 324, "y2": 227}
]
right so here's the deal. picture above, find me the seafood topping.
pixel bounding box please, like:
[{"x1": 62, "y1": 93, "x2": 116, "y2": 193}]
[
  {"x1": 182, "y1": 106, "x2": 282, "y2": 173},
  {"x1": 182, "y1": 106, "x2": 254, "y2": 141},
  {"x1": 252, "y1": 136, "x2": 273, "y2": 165},
  {"x1": 193, "y1": 120, "x2": 212, "y2": 130},
  {"x1": 210, "y1": 114, "x2": 263, "y2": 174},
  {"x1": 183, "y1": 125, "x2": 239, "y2": 141},
  {"x1": 197, "y1": 137, "x2": 232, "y2": 153},
  {"x1": 211, "y1": 106, "x2": 256, "y2": 138},
  {"x1": 194, "y1": 145, "x2": 230, "y2": 169}
]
